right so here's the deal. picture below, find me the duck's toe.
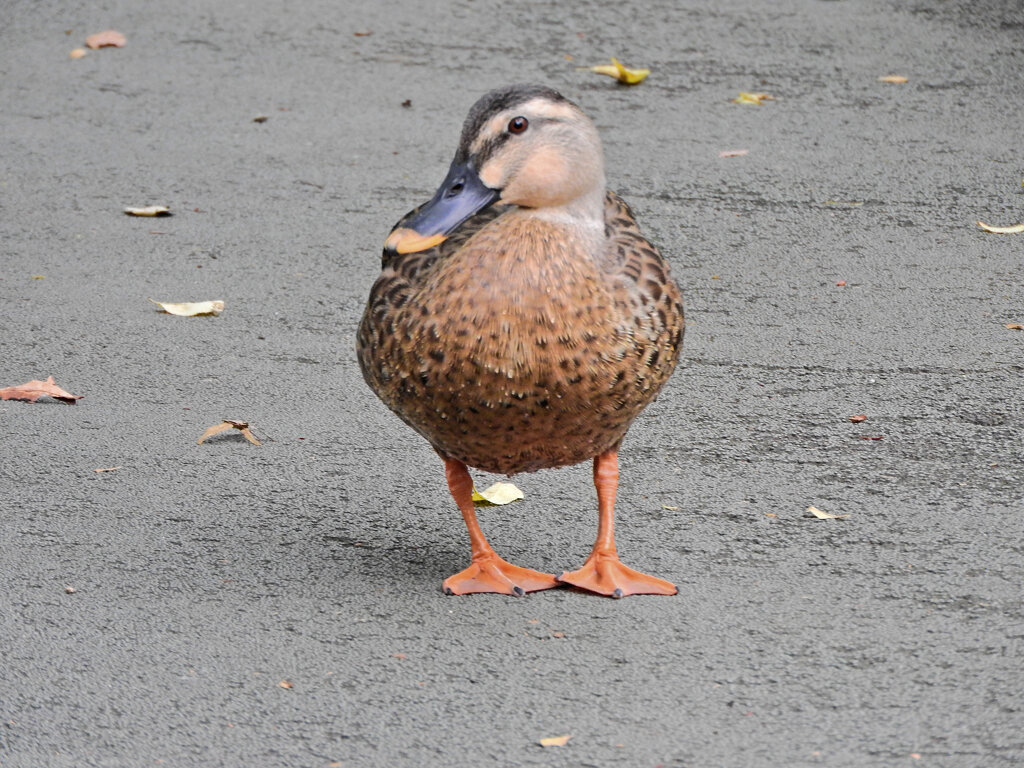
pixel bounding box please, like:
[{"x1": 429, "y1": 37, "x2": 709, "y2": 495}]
[{"x1": 442, "y1": 554, "x2": 560, "y2": 596}]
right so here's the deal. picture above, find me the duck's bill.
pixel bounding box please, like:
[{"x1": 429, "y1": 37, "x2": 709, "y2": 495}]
[{"x1": 384, "y1": 160, "x2": 500, "y2": 254}]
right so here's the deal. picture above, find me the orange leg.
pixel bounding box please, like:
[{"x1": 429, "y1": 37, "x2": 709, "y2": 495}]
[
  {"x1": 440, "y1": 457, "x2": 559, "y2": 596},
  {"x1": 557, "y1": 449, "x2": 677, "y2": 598}
]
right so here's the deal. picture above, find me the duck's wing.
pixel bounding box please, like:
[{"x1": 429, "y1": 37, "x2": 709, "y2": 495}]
[{"x1": 600, "y1": 190, "x2": 685, "y2": 388}]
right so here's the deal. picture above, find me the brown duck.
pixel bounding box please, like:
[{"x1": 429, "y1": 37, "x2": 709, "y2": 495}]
[{"x1": 357, "y1": 84, "x2": 684, "y2": 597}]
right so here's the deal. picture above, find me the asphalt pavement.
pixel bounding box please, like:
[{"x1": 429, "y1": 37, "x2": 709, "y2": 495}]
[{"x1": 2, "y1": 1, "x2": 1022, "y2": 766}]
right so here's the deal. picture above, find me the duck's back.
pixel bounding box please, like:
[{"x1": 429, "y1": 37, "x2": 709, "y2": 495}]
[{"x1": 357, "y1": 190, "x2": 683, "y2": 475}]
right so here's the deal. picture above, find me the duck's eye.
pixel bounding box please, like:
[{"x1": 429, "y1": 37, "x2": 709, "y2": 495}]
[{"x1": 507, "y1": 116, "x2": 529, "y2": 135}]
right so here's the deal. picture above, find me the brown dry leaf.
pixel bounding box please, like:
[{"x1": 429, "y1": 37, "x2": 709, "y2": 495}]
[
  {"x1": 849, "y1": 414, "x2": 867, "y2": 423},
  {"x1": 94, "y1": 466, "x2": 122, "y2": 473},
  {"x1": 539, "y1": 734, "x2": 572, "y2": 747},
  {"x1": 0, "y1": 376, "x2": 83, "y2": 404},
  {"x1": 124, "y1": 205, "x2": 171, "y2": 217},
  {"x1": 472, "y1": 481, "x2": 524, "y2": 506},
  {"x1": 85, "y1": 30, "x2": 126, "y2": 49},
  {"x1": 581, "y1": 57, "x2": 650, "y2": 85},
  {"x1": 807, "y1": 506, "x2": 849, "y2": 520},
  {"x1": 1006, "y1": 323, "x2": 1024, "y2": 331},
  {"x1": 69, "y1": 48, "x2": 88, "y2": 59},
  {"x1": 353, "y1": 30, "x2": 373, "y2": 37},
  {"x1": 197, "y1": 420, "x2": 262, "y2": 446},
  {"x1": 149, "y1": 299, "x2": 225, "y2": 316},
  {"x1": 977, "y1": 221, "x2": 1024, "y2": 234},
  {"x1": 732, "y1": 91, "x2": 774, "y2": 105},
  {"x1": 278, "y1": 680, "x2": 293, "y2": 689},
  {"x1": 878, "y1": 74, "x2": 909, "y2": 84},
  {"x1": 858, "y1": 435, "x2": 884, "y2": 441},
  {"x1": 719, "y1": 149, "x2": 749, "y2": 158}
]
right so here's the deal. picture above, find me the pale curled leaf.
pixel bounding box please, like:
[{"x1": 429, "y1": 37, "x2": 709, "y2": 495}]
[
  {"x1": 977, "y1": 221, "x2": 1024, "y2": 234},
  {"x1": 85, "y1": 30, "x2": 126, "y2": 49},
  {"x1": 582, "y1": 57, "x2": 649, "y2": 85},
  {"x1": 472, "y1": 481, "x2": 524, "y2": 506},
  {"x1": 0, "y1": 376, "x2": 82, "y2": 404},
  {"x1": 124, "y1": 205, "x2": 171, "y2": 217},
  {"x1": 149, "y1": 299, "x2": 225, "y2": 316},
  {"x1": 197, "y1": 420, "x2": 262, "y2": 446},
  {"x1": 807, "y1": 505, "x2": 849, "y2": 520},
  {"x1": 719, "y1": 149, "x2": 749, "y2": 158},
  {"x1": 878, "y1": 74, "x2": 909, "y2": 84},
  {"x1": 1006, "y1": 324, "x2": 1024, "y2": 331},
  {"x1": 539, "y1": 734, "x2": 572, "y2": 747},
  {"x1": 732, "y1": 91, "x2": 774, "y2": 105},
  {"x1": 93, "y1": 466, "x2": 122, "y2": 473},
  {"x1": 69, "y1": 48, "x2": 88, "y2": 59}
]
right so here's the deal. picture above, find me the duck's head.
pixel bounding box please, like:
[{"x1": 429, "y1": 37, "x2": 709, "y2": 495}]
[{"x1": 385, "y1": 84, "x2": 606, "y2": 255}]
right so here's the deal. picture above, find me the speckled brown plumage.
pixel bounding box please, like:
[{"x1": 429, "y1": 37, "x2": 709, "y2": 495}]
[
  {"x1": 357, "y1": 190, "x2": 682, "y2": 474},
  {"x1": 355, "y1": 84, "x2": 684, "y2": 597}
]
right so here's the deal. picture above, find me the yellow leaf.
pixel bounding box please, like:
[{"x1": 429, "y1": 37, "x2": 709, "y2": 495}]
[
  {"x1": 69, "y1": 48, "x2": 88, "y2": 59},
  {"x1": 1005, "y1": 324, "x2": 1024, "y2": 331},
  {"x1": 149, "y1": 299, "x2": 225, "y2": 316},
  {"x1": 472, "y1": 481, "x2": 524, "y2": 506},
  {"x1": 732, "y1": 91, "x2": 774, "y2": 105},
  {"x1": 977, "y1": 221, "x2": 1024, "y2": 234},
  {"x1": 539, "y1": 734, "x2": 572, "y2": 747},
  {"x1": 807, "y1": 505, "x2": 849, "y2": 520},
  {"x1": 124, "y1": 205, "x2": 171, "y2": 217},
  {"x1": 582, "y1": 57, "x2": 650, "y2": 85},
  {"x1": 878, "y1": 74, "x2": 909, "y2": 83}
]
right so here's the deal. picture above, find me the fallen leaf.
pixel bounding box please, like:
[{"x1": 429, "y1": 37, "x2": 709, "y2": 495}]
[
  {"x1": 848, "y1": 414, "x2": 867, "y2": 423},
  {"x1": 353, "y1": 30, "x2": 373, "y2": 37},
  {"x1": 858, "y1": 435, "x2": 884, "y2": 441},
  {"x1": 93, "y1": 466, "x2": 122, "y2": 473},
  {"x1": 1006, "y1": 324, "x2": 1024, "y2": 330},
  {"x1": 252, "y1": 115, "x2": 269, "y2": 123},
  {"x1": 732, "y1": 91, "x2": 774, "y2": 105},
  {"x1": 977, "y1": 221, "x2": 1024, "y2": 234},
  {"x1": 197, "y1": 420, "x2": 262, "y2": 446},
  {"x1": 124, "y1": 205, "x2": 171, "y2": 217},
  {"x1": 807, "y1": 506, "x2": 849, "y2": 520},
  {"x1": 539, "y1": 734, "x2": 572, "y2": 747},
  {"x1": 31, "y1": 275, "x2": 45, "y2": 279},
  {"x1": 0, "y1": 376, "x2": 82, "y2": 404},
  {"x1": 69, "y1": 48, "x2": 88, "y2": 59},
  {"x1": 278, "y1": 680, "x2": 293, "y2": 689},
  {"x1": 719, "y1": 149, "x2": 749, "y2": 158},
  {"x1": 472, "y1": 481, "x2": 524, "y2": 506},
  {"x1": 662, "y1": 505, "x2": 680, "y2": 511},
  {"x1": 835, "y1": 280, "x2": 847, "y2": 287},
  {"x1": 824, "y1": 200, "x2": 864, "y2": 207},
  {"x1": 878, "y1": 74, "x2": 909, "y2": 84},
  {"x1": 581, "y1": 57, "x2": 650, "y2": 85},
  {"x1": 149, "y1": 299, "x2": 225, "y2": 316},
  {"x1": 391, "y1": 653, "x2": 406, "y2": 660},
  {"x1": 85, "y1": 30, "x2": 126, "y2": 49}
]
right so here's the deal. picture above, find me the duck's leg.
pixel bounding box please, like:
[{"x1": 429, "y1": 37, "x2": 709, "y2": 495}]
[
  {"x1": 440, "y1": 456, "x2": 559, "y2": 596},
  {"x1": 557, "y1": 449, "x2": 677, "y2": 598}
]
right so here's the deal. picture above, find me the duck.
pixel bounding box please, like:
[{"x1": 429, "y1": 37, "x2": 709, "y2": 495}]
[{"x1": 356, "y1": 84, "x2": 684, "y2": 598}]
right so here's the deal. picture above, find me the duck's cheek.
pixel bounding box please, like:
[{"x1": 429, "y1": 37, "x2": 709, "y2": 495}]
[{"x1": 499, "y1": 149, "x2": 573, "y2": 208}]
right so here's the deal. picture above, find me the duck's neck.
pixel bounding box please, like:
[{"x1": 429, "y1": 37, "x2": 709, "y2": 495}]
[{"x1": 510, "y1": 183, "x2": 607, "y2": 257}]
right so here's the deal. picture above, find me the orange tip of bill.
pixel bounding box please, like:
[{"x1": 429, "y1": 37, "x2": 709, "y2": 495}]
[{"x1": 384, "y1": 227, "x2": 447, "y2": 254}]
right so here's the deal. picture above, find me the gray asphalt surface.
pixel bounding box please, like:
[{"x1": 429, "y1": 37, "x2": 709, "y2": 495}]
[{"x1": 2, "y1": 1, "x2": 1022, "y2": 766}]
